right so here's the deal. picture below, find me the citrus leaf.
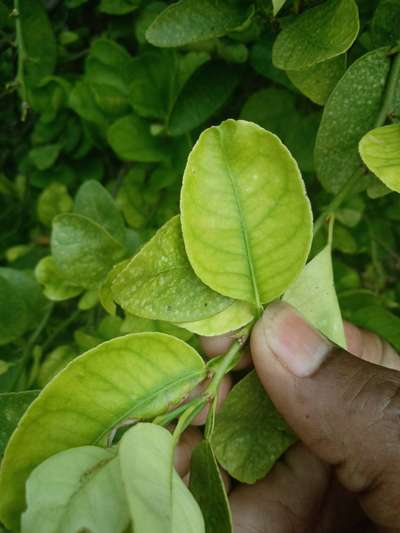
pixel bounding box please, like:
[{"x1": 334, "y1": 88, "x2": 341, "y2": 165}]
[
  {"x1": 35, "y1": 256, "x2": 83, "y2": 301},
  {"x1": 37, "y1": 183, "x2": 73, "y2": 226},
  {"x1": 272, "y1": 0, "x2": 359, "y2": 70},
  {"x1": 51, "y1": 213, "x2": 126, "y2": 289},
  {"x1": 272, "y1": 0, "x2": 287, "y2": 16},
  {"x1": 212, "y1": 370, "x2": 296, "y2": 483},
  {"x1": 284, "y1": 244, "x2": 346, "y2": 347},
  {"x1": 74, "y1": 180, "x2": 126, "y2": 246},
  {"x1": 107, "y1": 114, "x2": 167, "y2": 162},
  {"x1": 168, "y1": 62, "x2": 239, "y2": 136},
  {"x1": 371, "y1": 0, "x2": 400, "y2": 47},
  {"x1": 119, "y1": 423, "x2": 205, "y2": 533},
  {"x1": 359, "y1": 124, "x2": 400, "y2": 193},
  {"x1": 21, "y1": 447, "x2": 129, "y2": 533},
  {"x1": 0, "y1": 333, "x2": 206, "y2": 529},
  {"x1": 287, "y1": 54, "x2": 346, "y2": 105},
  {"x1": 181, "y1": 119, "x2": 313, "y2": 307},
  {"x1": 315, "y1": 47, "x2": 391, "y2": 194},
  {"x1": 189, "y1": 440, "x2": 232, "y2": 533},
  {"x1": 176, "y1": 301, "x2": 255, "y2": 336},
  {"x1": 0, "y1": 391, "x2": 39, "y2": 457},
  {"x1": 111, "y1": 216, "x2": 232, "y2": 322},
  {"x1": 146, "y1": 0, "x2": 253, "y2": 48}
]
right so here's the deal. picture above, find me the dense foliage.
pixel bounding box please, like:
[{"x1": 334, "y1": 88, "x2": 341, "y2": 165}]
[{"x1": 0, "y1": 0, "x2": 400, "y2": 531}]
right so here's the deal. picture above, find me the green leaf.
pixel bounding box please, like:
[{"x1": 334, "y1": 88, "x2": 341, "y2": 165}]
[
  {"x1": 250, "y1": 32, "x2": 294, "y2": 90},
  {"x1": 36, "y1": 345, "x2": 76, "y2": 388},
  {"x1": 0, "y1": 391, "x2": 39, "y2": 457},
  {"x1": 0, "y1": 333, "x2": 206, "y2": 529},
  {"x1": 21, "y1": 447, "x2": 129, "y2": 533},
  {"x1": 18, "y1": 0, "x2": 57, "y2": 88},
  {"x1": 37, "y1": 182, "x2": 73, "y2": 226},
  {"x1": 283, "y1": 244, "x2": 346, "y2": 347},
  {"x1": 99, "y1": 0, "x2": 141, "y2": 14},
  {"x1": 181, "y1": 119, "x2": 313, "y2": 307},
  {"x1": 0, "y1": 269, "x2": 46, "y2": 345},
  {"x1": 272, "y1": 0, "x2": 287, "y2": 16},
  {"x1": 112, "y1": 216, "x2": 231, "y2": 322},
  {"x1": 69, "y1": 81, "x2": 109, "y2": 131},
  {"x1": 176, "y1": 301, "x2": 255, "y2": 336},
  {"x1": 146, "y1": 0, "x2": 254, "y2": 48},
  {"x1": 212, "y1": 370, "x2": 296, "y2": 483},
  {"x1": 371, "y1": 0, "x2": 400, "y2": 47},
  {"x1": 74, "y1": 180, "x2": 126, "y2": 246},
  {"x1": 287, "y1": 55, "x2": 346, "y2": 105},
  {"x1": 108, "y1": 114, "x2": 167, "y2": 162},
  {"x1": 51, "y1": 213, "x2": 126, "y2": 289},
  {"x1": 189, "y1": 440, "x2": 232, "y2": 533},
  {"x1": 272, "y1": 0, "x2": 359, "y2": 70},
  {"x1": 315, "y1": 48, "x2": 391, "y2": 194},
  {"x1": 168, "y1": 62, "x2": 239, "y2": 136},
  {"x1": 35, "y1": 256, "x2": 83, "y2": 301},
  {"x1": 29, "y1": 144, "x2": 61, "y2": 171},
  {"x1": 119, "y1": 423, "x2": 205, "y2": 533},
  {"x1": 359, "y1": 124, "x2": 400, "y2": 193}
]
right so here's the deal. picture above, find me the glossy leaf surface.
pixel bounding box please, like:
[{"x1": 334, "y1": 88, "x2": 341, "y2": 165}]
[
  {"x1": 213, "y1": 370, "x2": 296, "y2": 483},
  {"x1": 190, "y1": 441, "x2": 232, "y2": 533},
  {"x1": 359, "y1": 124, "x2": 400, "y2": 193},
  {"x1": 0, "y1": 333, "x2": 206, "y2": 529},
  {"x1": 181, "y1": 119, "x2": 313, "y2": 307},
  {"x1": 315, "y1": 48, "x2": 390, "y2": 194},
  {"x1": 284, "y1": 244, "x2": 346, "y2": 347},
  {"x1": 112, "y1": 216, "x2": 231, "y2": 322},
  {"x1": 146, "y1": 0, "x2": 253, "y2": 48},
  {"x1": 21, "y1": 447, "x2": 129, "y2": 533},
  {"x1": 273, "y1": 0, "x2": 359, "y2": 70},
  {"x1": 120, "y1": 423, "x2": 205, "y2": 533}
]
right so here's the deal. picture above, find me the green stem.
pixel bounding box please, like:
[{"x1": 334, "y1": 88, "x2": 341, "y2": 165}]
[
  {"x1": 314, "y1": 50, "x2": 400, "y2": 235},
  {"x1": 153, "y1": 396, "x2": 206, "y2": 427},
  {"x1": 13, "y1": 0, "x2": 29, "y2": 120}
]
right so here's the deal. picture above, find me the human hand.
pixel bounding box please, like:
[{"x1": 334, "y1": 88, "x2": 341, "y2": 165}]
[{"x1": 195, "y1": 301, "x2": 400, "y2": 533}]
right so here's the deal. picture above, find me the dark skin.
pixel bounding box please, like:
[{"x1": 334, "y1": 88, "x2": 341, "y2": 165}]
[{"x1": 175, "y1": 302, "x2": 400, "y2": 533}]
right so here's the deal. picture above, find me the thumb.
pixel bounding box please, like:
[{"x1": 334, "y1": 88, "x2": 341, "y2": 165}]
[{"x1": 251, "y1": 301, "x2": 400, "y2": 530}]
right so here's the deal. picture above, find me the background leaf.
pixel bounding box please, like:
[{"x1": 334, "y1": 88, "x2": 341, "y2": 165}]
[
  {"x1": 272, "y1": 0, "x2": 359, "y2": 70},
  {"x1": 21, "y1": 447, "x2": 129, "y2": 533},
  {"x1": 0, "y1": 391, "x2": 39, "y2": 457},
  {"x1": 181, "y1": 119, "x2": 313, "y2": 307},
  {"x1": 212, "y1": 370, "x2": 296, "y2": 483},
  {"x1": 0, "y1": 333, "x2": 206, "y2": 529}
]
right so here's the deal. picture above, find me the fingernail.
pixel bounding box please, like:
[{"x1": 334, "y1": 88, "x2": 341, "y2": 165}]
[{"x1": 261, "y1": 301, "x2": 333, "y2": 377}]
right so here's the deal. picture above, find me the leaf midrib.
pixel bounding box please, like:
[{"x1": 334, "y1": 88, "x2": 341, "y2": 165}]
[{"x1": 217, "y1": 129, "x2": 261, "y2": 308}]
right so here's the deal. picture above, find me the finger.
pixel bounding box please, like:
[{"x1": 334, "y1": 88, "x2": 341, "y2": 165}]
[
  {"x1": 189, "y1": 374, "x2": 232, "y2": 425},
  {"x1": 230, "y1": 444, "x2": 330, "y2": 533},
  {"x1": 174, "y1": 426, "x2": 202, "y2": 477},
  {"x1": 251, "y1": 301, "x2": 400, "y2": 529},
  {"x1": 344, "y1": 321, "x2": 400, "y2": 371},
  {"x1": 200, "y1": 334, "x2": 252, "y2": 370}
]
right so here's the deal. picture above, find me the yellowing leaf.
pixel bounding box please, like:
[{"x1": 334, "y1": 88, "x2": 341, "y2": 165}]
[
  {"x1": 119, "y1": 423, "x2": 205, "y2": 533},
  {"x1": 0, "y1": 333, "x2": 206, "y2": 530},
  {"x1": 283, "y1": 244, "x2": 346, "y2": 347},
  {"x1": 359, "y1": 123, "x2": 400, "y2": 193},
  {"x1": 181, "y1": 119, "x2": 313, "y2": 308},
  {"x1": 112, "y1": 216, "x2": 232, "y2": 322},
  {"x1": 21, "y1": 447, "x2": 129, "y2": 533},
  {"x1": 272, "y1": 0, "x2": 359, "y2": 70}
]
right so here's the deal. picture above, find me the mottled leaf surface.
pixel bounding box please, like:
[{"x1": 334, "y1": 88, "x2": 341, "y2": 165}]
[
  {"x1": 190, "y1": 441, "x2": 232, "y2": 533},
  {"x1": 146, "y1": 0, "x2": 253, "y2": 47},
  {"x1": 284, "y1": 244, "x2": 346, "y2": 347},
  {"x1": 212, "y1": 370, "x2": 296, "y2": 483},
  {"x1": 0, "y1": 391, "x2": 39, "y2": 457},
  {"x1": 21, "y1": 447, "x2": 129, "y2": 533},
  {"x1": 0, "y1": 333, "x2": 206, "y2": 529},
  {"x1": 315, "y1": 48, "x2": 390, "y2": 194},
  {"x1": 273, "y1": 0, "x2": 358, "y2": 70},
  {"x1": 120, "y1": 423, "x2": 205, "y2": 533},
  {"x1": 359, "y1": 124, "x2": 400, "y2": 193},
  {"x1": 287, "y1": 55, "x2": 346, "y2": 105},
  {"x1": 181, "y1": 119, "x2": 313, "y2": 306},
  {"x1": 112, "y1": 216, "x2": 232, "y2": 322},
  {"x1": 35, "y1": 256, "x2": 83, "y2": 301}
]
